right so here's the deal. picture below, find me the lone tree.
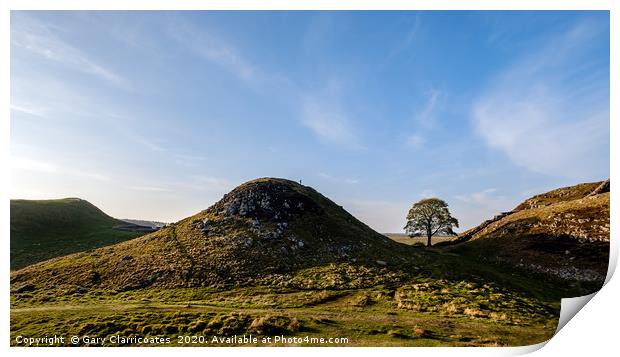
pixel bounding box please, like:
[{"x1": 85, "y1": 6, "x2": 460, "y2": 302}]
[{"x1": 404, "y1": 198, "x2": 459, "y2": 247}]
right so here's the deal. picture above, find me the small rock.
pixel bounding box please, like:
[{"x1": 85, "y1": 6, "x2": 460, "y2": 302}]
[
  {"x1": 376, "y1": 260, "x2": 387, "y2": 266},
  {"x1": 11, "y1": 283, "x2": 35, "y2": 294},
  {"x1": 413, "y1": 328, "x2": 426, "y2": 336}
]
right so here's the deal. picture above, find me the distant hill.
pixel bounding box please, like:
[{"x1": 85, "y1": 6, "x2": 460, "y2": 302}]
[
  {"x1": 447, "y1": 180, "x2": 610, "y2": 291},
  {"x1": 11, "y1": 178, "x2": 408, "y2": 294},
  {"x1": 10, "y1": 198, "x2": 145, "y2": 270},
  {"x1": 119, "y1": 219, "x2": 167, "y2": 229}
]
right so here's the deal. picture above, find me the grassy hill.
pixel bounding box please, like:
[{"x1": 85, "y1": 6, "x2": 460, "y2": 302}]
[
  {"x1": 11, "y1": 178, "x2": 584, "y2": 346},
  {"x1": 10, "y1": 178, "x2": 408, "y2": 291},
  {"x1": 10, "y1": 198, "x2": 144, "y2": 270},
  {"x1": 446, "y1": 180, "x2": 610, "y2": 292}
]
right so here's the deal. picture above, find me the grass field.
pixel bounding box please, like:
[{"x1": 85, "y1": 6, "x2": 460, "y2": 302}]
[
  {"x1": 11, "y1": 251, "x2": 567, "y2": 347},
  {"x1": 11, "y1": 289, "x2": 556, "y2": 347}
]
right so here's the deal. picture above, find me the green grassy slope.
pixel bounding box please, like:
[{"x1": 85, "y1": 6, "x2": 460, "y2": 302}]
[
  {"x1": 447, "y1": 182, "x2": 610, "y2": 294},
  {"x1": 10, "y1": 198, "x2": 143, "y2": 270}
]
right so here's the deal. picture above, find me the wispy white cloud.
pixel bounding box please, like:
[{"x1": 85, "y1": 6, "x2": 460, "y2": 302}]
[
  {"x1": 169, "y1": 20, "x2": 361, "y2": 149},
  {"x1": 132, "y1": 135, "x2": 167, "y2": 153},
  {"x1": 317, "y1": 172, "x2": 359, "y2": 185},
  {"x1": 104, "y1": 113, "x2": 169, "y2": 153},
  {"x1": 452, "y1": 188, "x2": 518, "y2": 230},
  {"x1": 173, "y1": 154, "x2": 206, "y2": 168},
  {"x1": 406, "y1": 133, "x2": 425, "y2": 148},
  {"x1": 11, "y1": 156, "x2": 111, "y2": 182},
  {"x1": 454, "y1": 188, "x2": 500, "y2": 205},
  {"x1": 302, "y1": 94, "x2": 360, "y2": 149},
  {"x1": 382, "y1": 12, "x2": 421, "y2": 66},
  {"x1": 11, "y1": 74, "x2": 100, "y2": 122},
  {"x1": 168, "y1": 21, "x2": 255, "y2": 82},
  {"x1": 11, "y1": 156, "x2": 56, "y2": 174},
  {"x1": 10, "y1": 103, "x2": 48, "y2": 118},
  {"x1": 415, "y1": 89, "x2": 442, "y2": 128},
  {"x1": 184, "y1": 175, "x2": 233, "y2": 192},
  {"x1": 404, "y1": 89, "x2": 442, "y2": 148},
  {"x1": 472, "y1": 20, "x2": 609, "y2": 180},
  {"x1": 11, "y1": 14, "x2": 130, "y2": 89},
  {"x1": 127, "y1": 185, "x2": 171, "y2": 192},
  {"x1": 417, "y1": 189, "x2": 437, "y2": 199},
  {"x1": 125, "y1": 175, "x2": 232, "y2": 197}
]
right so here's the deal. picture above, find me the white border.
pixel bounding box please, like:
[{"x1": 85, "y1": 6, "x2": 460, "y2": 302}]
[{"x1": 2, "y1": 1, "x2": 617, "y2": 357}]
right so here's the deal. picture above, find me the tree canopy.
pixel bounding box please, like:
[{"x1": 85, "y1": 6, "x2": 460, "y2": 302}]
[{"x1": 404, "y1": 198, "x2": 459, "y2": 247}]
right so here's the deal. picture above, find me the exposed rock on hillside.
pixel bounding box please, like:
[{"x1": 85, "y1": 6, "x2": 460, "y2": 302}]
[
  {"x1": 588, "y1": 179, "x2": 610, "y2": 196},
  {"x1": 513, "y1": 181, "x2": 603, "y2": 211}
]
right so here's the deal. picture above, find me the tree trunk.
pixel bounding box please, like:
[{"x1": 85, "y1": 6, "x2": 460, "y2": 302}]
[{"x1": 427, "y1": 233, "x2": 432, "y2": 247}]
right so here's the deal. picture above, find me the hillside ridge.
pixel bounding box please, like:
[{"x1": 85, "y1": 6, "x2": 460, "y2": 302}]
[
  {"x1": 445, "y1": 179, "x2": 610, "y2": 288},
  {"x1": 11, "y1": 178, "x2": 411, "y2": 295},
  {"x1": 450, "y1": 179, "x2": 609, "y2": 244}
]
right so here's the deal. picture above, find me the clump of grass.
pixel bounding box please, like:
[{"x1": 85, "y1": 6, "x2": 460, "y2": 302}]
[
  {"x1": 205, "y1": 313, "x2": 251, "y2": 335},
  {"x1": 280, "y1": 263, "x2": 408, "y2": 290},
  {"x1": 387, "y1": 329, "x2": 409, "y2": 339},
  {"x1": 249, "y1": 315, "x2": 301, "y2": 335},
  {"x1": 394, "y1": 279, "x2": 556, "y2": 323},
  {"x1": 352, "y1": 294, "x2": 372, "y2": 307}
]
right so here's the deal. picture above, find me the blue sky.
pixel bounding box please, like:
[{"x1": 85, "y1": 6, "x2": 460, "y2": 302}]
[{"x1": 10, "y1": 11, "x2": 610, "y2": 232}]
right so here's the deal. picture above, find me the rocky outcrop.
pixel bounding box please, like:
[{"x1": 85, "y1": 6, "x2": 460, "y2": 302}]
[
  {"x1": 208, "y1": 179, "x2": 323, "y2": 221},
  {"x1": 451, "y1": 211, "x2": 514, "y2": 244},
  {"x1": 514, "y1": 181, "x2": 604, "y2": 211},
  {"x1": 588, "y1": 179, "x2": 610, "y2": 196},
  {"x1": 446, "y1": 180, "x2": 610, "y2": 288}
]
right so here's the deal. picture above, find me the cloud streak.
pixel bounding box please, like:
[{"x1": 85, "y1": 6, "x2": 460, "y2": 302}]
[
  {"x1": 452, "y1": 188, "x2": 517, "y2": 230},
  {"x1": 10, "y1": 103, "x2": 47, "y2": 118},
  {"x1": 302, "y1": 97, "x2": 359, "y2": 148},
  {"x1": 168, "y1": 21, "x2": 256, "y2": 82},
  {"x1": 127, "y1": 185, "x2": 171, "y2": 192},
  {"x1": 415, "y1": 89, "x2": 442, "y2": 128},
  {"x1": 382, "y1": 12, "x2": 421, "y2": 66},
  {"x1": 472, "y1": 20, "x2": 609, "y2": 180},
  {"x1": 317, "y1": 172, "x2": 359, "y2": 185},
  {"x1": 11, "y1": 156, "x2": 111, "y2": 182},
  {"x1": 11, "y1": 13, "x2": 130, "y2": 89},
  {"x1": 169, "y1": 18, "x2": 364, "y2": 150}
]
